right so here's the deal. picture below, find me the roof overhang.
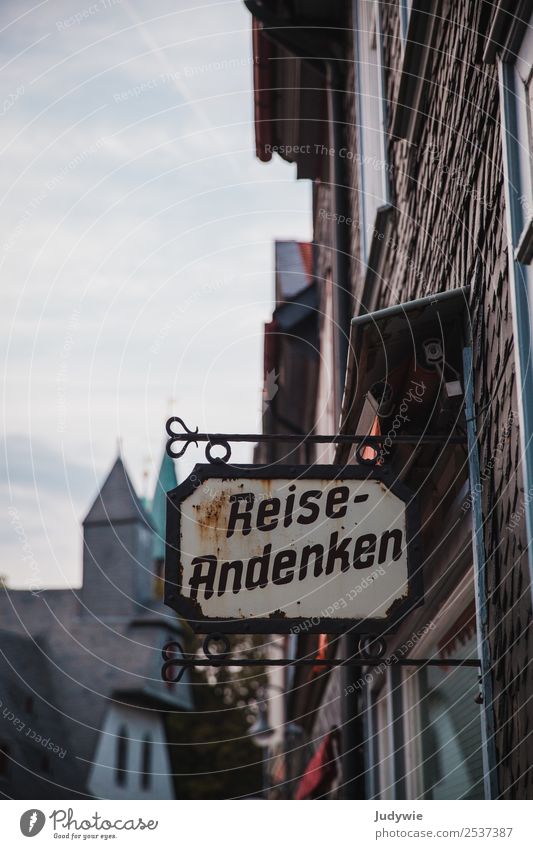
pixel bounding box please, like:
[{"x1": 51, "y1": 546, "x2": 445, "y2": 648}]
[
  {"x1": 338, "y1": 288, "x2": 471, "y2": 456},
  {"x1": 247, "y1": 1, "x2": 345, "y2": 178}
]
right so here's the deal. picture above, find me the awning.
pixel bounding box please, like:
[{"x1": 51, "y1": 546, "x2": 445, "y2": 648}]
[
  {"x1": 338, "y1": 288, "x2": 470, "y2": 460},
  {"x1": 295, "y1": 729, "x2": 340, "y2": 800},
  {"x1": 247, "y1": 2, "x2": 338, "y2": 180}
]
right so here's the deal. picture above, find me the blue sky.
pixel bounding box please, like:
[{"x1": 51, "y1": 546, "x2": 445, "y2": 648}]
[{"x1": 1, "y1": 0, "x2": 311, "y2": 587}]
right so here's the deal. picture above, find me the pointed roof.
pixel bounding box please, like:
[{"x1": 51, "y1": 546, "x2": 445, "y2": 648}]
[
  {"x1": 151, "y1": 450, "x2": 178, "y2": 560},
  {"x1": 83, "y1": 456, "x2": 152, "y2": 526}
]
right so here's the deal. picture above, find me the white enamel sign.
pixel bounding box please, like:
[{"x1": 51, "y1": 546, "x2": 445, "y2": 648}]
[{"x1": 165, "y1": 466, "x2": 421, "y2": 634}]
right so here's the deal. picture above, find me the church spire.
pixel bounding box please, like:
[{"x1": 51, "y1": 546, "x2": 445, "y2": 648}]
[{"x1": 83, "y1": 454, "x2": 150, "y2": 526}]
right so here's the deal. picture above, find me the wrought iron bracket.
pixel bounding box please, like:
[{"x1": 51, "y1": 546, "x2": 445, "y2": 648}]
[
  {"x1": 166, "y1": 416, "x2": 466, "y2": 465},
  {"x1": 161, "y1": 636, "x2": 480, "y2": 684}
]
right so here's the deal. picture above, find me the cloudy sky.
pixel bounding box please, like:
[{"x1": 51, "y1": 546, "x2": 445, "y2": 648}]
[{"x1": 1, "y1": 0, "x2": 311, "y2": 588}]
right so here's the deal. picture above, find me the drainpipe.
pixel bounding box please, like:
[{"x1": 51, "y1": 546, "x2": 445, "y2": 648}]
[{"x1": 462, "y1": 345, "x2": 499, "y2": 799}]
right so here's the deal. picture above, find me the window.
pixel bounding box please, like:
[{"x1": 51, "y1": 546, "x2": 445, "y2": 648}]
[
  {"x1": 401, "y1": 598, "x2": 485, "y2": 800},
  {"x1": 508, "y1": 19, "x2": 533, "y2": 263},
  {"x1": 353, "y1": 0, "x2": 391, "y2": 266},
  {"x1": 368, "y1": 669, "x2": 406, "y2": 800},
  {"x1": 141, "y1": 734, "x2": 152, "y2": 791},
  {"x1": 418, "y1": 636, "x2": 484, "y2": 800},
  {"x1": 0, "y1": 743, "x2": 10, "y2": 777},
  {"x1": 399, "y1": 0, "x2": 412, "y2": 46},
  {"x1": 375, "y1": 684, "x2": 394, "y2": 799},
  {"x1": 390, "y1": 3, "x2": 437, "y2": 142},
  {"x1": 368, "y1": 580, "x2": 485, "y2": 800},
  {"x1": 364, "y1": 688, "x2": 381, "y2": 799},
  {"x1": 115, "y1": 725, "x2": 128, "y2": 787}
]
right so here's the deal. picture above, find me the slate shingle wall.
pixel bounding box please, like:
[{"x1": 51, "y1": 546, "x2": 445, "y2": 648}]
[
  {"x1": 309, "y1": 0, "x2": 532, "y2": 798},
  {"x1": 378, "y1": 0, "x2": 532, "y2": 799}
]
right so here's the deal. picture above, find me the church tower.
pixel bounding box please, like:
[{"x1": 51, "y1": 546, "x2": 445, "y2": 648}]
[{"x1": 78, "y1": 451, "x2": 192, "y2": 799}]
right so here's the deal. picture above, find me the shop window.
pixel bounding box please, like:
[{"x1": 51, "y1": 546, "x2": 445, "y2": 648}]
[
  {"x1": 418, "y1": 635, "x2": 484, "y2": 800},
  {"x1": 353, "y1": 0, "x2": 391, "y2": 266},
  {"x1": 115, "y1": 725, "x2": 128, "y2": 787},
  {"x1": 399, "y1": 590, "x2": 485, "y2": 800},
  {"x1": 367, "y1": 575, "x2": 484, "y2": 801},
  {"x1": 314, "y1": 273, "x2": 338, "y2": 455},
  {"x1": 141, "y1": 734, "x2": 152, "y2": 791},
  {"x1": 372, "y1": 648, "x2": 485, "y2": 800},
  {"x1": 370, "y1": 669, "x2": 407, "y2": 800}
]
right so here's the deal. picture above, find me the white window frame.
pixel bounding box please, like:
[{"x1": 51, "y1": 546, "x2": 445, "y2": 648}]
[
  {"x1": 400, "y1": 568, "x2": 485, "y2": 800},
  {"x1": 505, "y1": 21, "x2": 533, "y2": 263},
  {"x1": 368, "y1": 665, "x2": 407, "y2": 800},
  {"x1": 353, "y1": 0, "x2": 391, "y2": 267},
  {"x1": 399, "y1": 0, "x2": 413, "y2": 47},
  {"x1": 375, "y1": 682, "x2": 395, "y2": 799}
]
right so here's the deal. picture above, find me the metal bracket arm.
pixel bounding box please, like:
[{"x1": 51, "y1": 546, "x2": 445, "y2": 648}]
[
  {"x1": 161, "y1": 637, "x2": 480, "y2": 684},
  {"x1": 166, "y1": 416, "x2": 466, "y2": 464}
]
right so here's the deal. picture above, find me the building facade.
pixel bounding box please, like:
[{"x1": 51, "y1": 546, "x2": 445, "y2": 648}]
[
  {"x1": 247, "y1": 0, "x2": 533, "y2": 800},
  {"x1": 0, "y1": 452, "x2": 192, "y2": 799}
]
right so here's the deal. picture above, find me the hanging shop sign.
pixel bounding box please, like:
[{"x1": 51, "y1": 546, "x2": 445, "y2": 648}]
[{"x1": 165, "y1": 464, "x2": 422, "y2": 634}]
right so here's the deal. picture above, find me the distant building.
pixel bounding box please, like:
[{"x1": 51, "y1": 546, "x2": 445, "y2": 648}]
[
  {"x1": 0, "y1": 451, "x2": 192, "y2": 799},
  {"x1": 246, "y1": 0, "x2": 533, "y2": 800},
  {"x1": 255, "y1": 240, "x2": 318, "y2": 466}
]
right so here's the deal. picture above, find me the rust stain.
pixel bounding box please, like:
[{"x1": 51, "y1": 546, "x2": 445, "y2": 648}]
[
  {"x1": 269, "y1": 608, "x2": 287, "y2": 619},
  {"x1": 195, "y1": 489, "x2": 227, "y2": 545},
  {"x1": 384, "y1": 590, "x2": 409, "y2": 619},
  {"x1": 191, "y1": 480, "x2": 277, "y2": 561}
]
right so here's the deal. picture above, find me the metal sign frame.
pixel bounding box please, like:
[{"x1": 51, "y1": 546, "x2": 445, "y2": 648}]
[{"x1": 165, "y1": 463, "x2": 423, "y2": 635}]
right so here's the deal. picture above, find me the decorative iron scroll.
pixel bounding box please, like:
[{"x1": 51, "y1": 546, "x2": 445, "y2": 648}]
[
  {"x1": 161, "y1": 637, "x2": 481, "y2": 685},
  {"x1": 165, "y1": 416, "x2": 466, "y2": 465}
]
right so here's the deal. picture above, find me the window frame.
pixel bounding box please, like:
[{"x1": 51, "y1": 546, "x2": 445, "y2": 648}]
[
  {"x1": 390, "y1": 0, "x2": 437, "y2": 143},
  {"x1": 369, "y1": 666, "x2": 407, "y2": 800},
  {"x1": 399, "y1": 0, "x2": 412, "y2": 47},
  {"x1": 115, "y1": 724, "x2": 128, "y2": 787},
  {"x1": 141, "y1": 734, "x2": 152, "y2": 791},
  {"x1": 352, "y1": 0, "x2": 392, "y2": 269},
  {"x1": 0, "y1": 742, "x2": 10, "y2": 779},
  {"x1": 399, "y1": 569, "x2": 485, "y2": 800}
]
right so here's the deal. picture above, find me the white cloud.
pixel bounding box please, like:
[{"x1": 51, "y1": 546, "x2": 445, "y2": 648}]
[{"x1": 1, "y1": 0, "x2": 312, "y2": 587}]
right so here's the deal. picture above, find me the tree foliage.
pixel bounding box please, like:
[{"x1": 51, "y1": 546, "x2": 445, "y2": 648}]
[{"x1": 165, "y1": 634, "x2": 267, "y2": 799}]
